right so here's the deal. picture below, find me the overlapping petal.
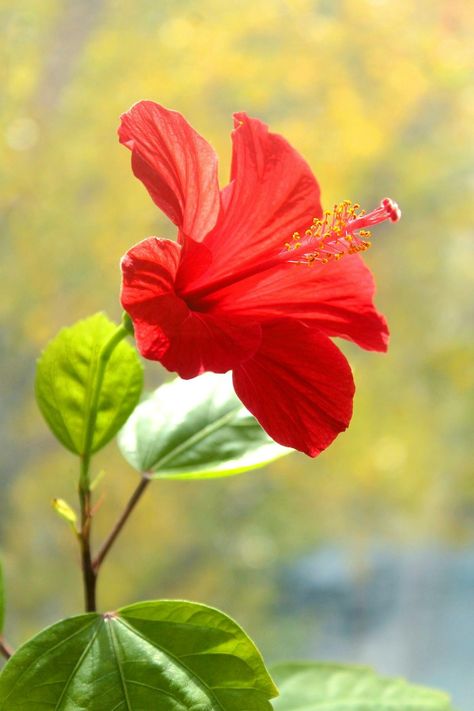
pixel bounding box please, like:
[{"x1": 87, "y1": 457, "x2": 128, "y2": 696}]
[
  {"x1": 195, "y1": 253, "x2": 388, "y2": 352},
  {"x1": 185, "y1": 113, "x2": 322, "y2": 290},
  {"x1": 233, "y1": 320, "x2": 355, "y2": 456},
  {"x1": 119, "y1": 101, "x2": 220, "y2": 242},
  {"x1": 121, "y1": 237, "x2": 261, "y2": 379},
  {"x1": 158, "y1": 311, "x2": 261, "y2": 380}
]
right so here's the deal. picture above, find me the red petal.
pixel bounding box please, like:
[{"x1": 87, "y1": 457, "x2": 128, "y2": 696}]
[
  {"x1": 120, "y1": 237, "x2": 187, "y2": 361},
  {"x1": 121, "y1": 237, "x2": 261, "y2": 379},
  {"x1": 119, "y1": 101, "x2": 220, "y2": 242},
  {"x1": 184, "y1": 114, "x2": 322, "y2": 288},
  {"x1": 199, "y1": 253, "x2": 388, "y2": 352},
  {"x1": 159, "y1": 311, "x2": 261, "y2": 380},
  {"x1": 232, "y1": 319, "x2": 355, "y2": 457}
]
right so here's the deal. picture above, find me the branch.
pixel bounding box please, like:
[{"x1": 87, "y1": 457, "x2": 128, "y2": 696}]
[
  {"x1": 93, "y1": 475, "x2": 151, "y2": 573},
  {"x1": 77, "y1": 323, "x2": 128, "y2": 612}
]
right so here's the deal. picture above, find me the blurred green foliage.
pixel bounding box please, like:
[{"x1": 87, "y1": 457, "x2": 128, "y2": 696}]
[{"x1": 0, "y1": 0, "x2": 472, "y2": 687}]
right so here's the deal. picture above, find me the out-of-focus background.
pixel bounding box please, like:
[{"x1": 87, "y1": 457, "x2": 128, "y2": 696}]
[{"x1": 1, "y1": 0, "x2": 473, "y2": 707}]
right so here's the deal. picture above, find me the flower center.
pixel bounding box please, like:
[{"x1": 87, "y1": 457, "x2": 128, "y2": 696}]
[{"x1": 281, "y1": 198, "x2": 401, "y2": 266}]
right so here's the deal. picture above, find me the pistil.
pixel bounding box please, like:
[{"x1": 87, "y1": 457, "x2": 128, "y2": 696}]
[{"x1": 283, "y1": 198, "x2": 401, "y2": 266}]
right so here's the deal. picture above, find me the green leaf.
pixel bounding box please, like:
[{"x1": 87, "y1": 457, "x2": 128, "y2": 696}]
[
  {"x1": 271, "y1": 662, "x2": 454, "y2": 711},
  {"x1": 119, "y1": 373, "x2": 293, "y2": 479},
  {"x1": 118, "y1": 372, "x2": 291, "y2": 479},
  {"x1": 35, "y1": 313, "x2": 143, "y2": 455},
  {"x1": 0, "y1": 557, "x2": 4, "y2": 635},
  {"x1": 0, "y1": 599, "x2": 278, "y2": 710}
]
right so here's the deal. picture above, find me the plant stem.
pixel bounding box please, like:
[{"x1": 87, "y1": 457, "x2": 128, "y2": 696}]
[
  {"x1": 92, "y1": 475, "x2": 151, "y2": 573},
  {"x1": 79, "y1": 457, "x2": 97, "y2": 612},
  {"x1": 78, "y1": 324, "x2": 128, "y2": 612},
  {"x1": 79, "y1": 324, "x2": 128, "y2": 492},
  {"x1": 0, "y1": 636, "x2": 13, "y2": 660}
]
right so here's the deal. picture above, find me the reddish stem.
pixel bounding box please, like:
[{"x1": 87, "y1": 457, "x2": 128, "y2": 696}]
[
  {"x1": 0, "y1": 636, "x2": 13, "y2": 660},
  {"x1": 92, "y1": 475, "x2": 151, "y2": 574}
]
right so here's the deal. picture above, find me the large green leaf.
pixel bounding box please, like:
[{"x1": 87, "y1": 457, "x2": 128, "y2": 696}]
[
  {"x1": 118, "y1": 372, "x2": 291, "y2": 479},
  {"x1": 0, "y1": 600, "x2": 278, "y2": 710},
  {"x1": 271, "y1": 662, "x2": 454, "y2": 711},
  {"x1": 36, "y1": 313, "x2": 143, "y2": 455}
]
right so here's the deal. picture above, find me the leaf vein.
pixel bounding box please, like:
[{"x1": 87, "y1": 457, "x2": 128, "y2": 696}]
[
  {"x1": 1, "y1": 618, "x2": 99, "y2": 707},
  {"x1": 107, "y1": 619, "x2": 133, "y2": 711},
  {"x1": 151, "y1": 406, "x2": 241, "y2": 472},
  {"x1": 54, "y1": 619, "x2": 104, "y2": 710},
  {"x1": 115, "y1": 617, "x2": 227, "y2": 710}
]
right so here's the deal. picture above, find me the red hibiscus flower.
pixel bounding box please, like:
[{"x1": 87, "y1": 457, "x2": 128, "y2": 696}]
[{"x1": 119, "y1": 101, "x2": 400, "y2": 457}]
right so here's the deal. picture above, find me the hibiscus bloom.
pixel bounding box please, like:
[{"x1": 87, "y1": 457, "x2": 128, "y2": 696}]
[{"x1": 119, "y1": 101, "x2": 400, "y2": 457}]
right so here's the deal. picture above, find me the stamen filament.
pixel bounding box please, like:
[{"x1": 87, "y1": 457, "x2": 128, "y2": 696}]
[{"x1": 283, "y1": 198, "x2": 400, "y2": 266}]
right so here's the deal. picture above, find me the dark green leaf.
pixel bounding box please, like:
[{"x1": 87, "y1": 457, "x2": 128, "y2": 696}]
[
  {"x1": 35, "y1": 313, "x2": 143, "y2": 455},
  {"x1": 0, "y1": 600, "x2": 277, "y2": 710},
  {"x1": 118, "y1": 373, "x2": 291, "y2": 479},
  {"x1": 271, "y1": 662, "x2": 454, "y2": 711}
]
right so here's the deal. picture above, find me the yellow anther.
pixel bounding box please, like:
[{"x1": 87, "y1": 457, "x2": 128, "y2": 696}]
[{"x1": 282, "y1": 199, "x2": 376, "y2": 268}]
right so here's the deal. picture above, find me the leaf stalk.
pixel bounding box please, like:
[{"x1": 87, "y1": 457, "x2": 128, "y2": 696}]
[{"x1": 92, "y1": 475, "x2": 151, "y2": 573}]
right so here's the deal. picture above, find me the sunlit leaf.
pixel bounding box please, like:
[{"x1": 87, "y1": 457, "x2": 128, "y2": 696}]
[
  {"x1": 0, "y1": 600, "x2": 278, "y2": 710},
  {"x1": 118, "y1": 372, "x2": 291, "y2": 479},
  {"x1": 271, "y1": 662, "x2": 454, "y2": 711},
  {"x1": 35, "y1": 313, "x2": 143, "y2": 455}
]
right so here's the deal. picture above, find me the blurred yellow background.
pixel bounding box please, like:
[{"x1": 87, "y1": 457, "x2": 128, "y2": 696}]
[{"x1": 1, "y1": 0, "x2": 473, "y2": 707}]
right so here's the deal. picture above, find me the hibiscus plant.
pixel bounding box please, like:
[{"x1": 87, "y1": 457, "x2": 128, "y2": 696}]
[{"x1": 0, "y1": 103, "x2": 454, "y2": 710}]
